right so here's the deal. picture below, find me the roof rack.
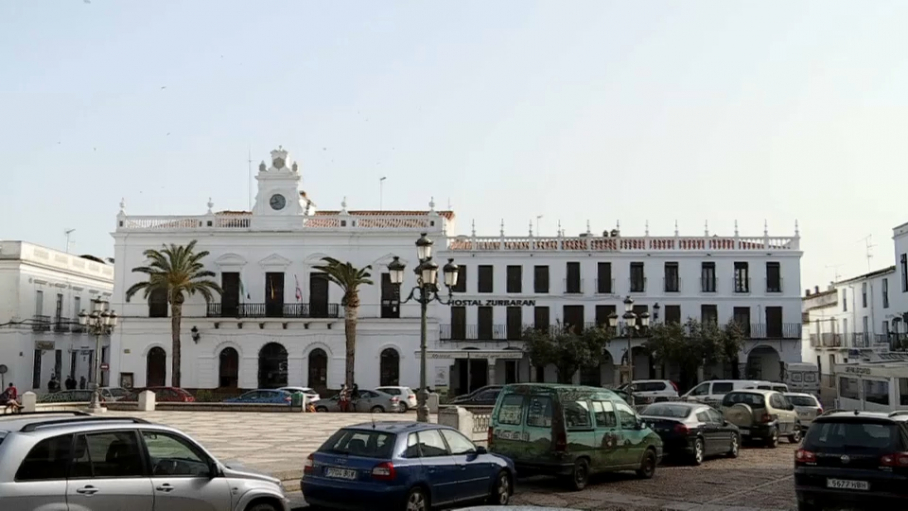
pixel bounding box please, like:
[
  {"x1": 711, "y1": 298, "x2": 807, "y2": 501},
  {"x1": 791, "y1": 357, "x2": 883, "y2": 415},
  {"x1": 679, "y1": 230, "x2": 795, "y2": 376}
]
[
  {"x1": 20, "y1": 416, "x2": 149, "y2": 433},
  {"x1": 0, "y1": 411, "x2": 90, "y2": 420}
]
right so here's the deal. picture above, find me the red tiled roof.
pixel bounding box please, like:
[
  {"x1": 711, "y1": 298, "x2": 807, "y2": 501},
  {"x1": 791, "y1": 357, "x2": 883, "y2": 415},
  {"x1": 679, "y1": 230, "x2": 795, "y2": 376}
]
[{"x1": 317, "y1": 210, "x2": 455, "y2": 219}]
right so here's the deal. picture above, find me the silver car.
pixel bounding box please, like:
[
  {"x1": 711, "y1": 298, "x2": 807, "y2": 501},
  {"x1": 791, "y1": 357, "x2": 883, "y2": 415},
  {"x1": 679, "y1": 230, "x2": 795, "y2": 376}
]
[
  {"x1": 784, "y1": 392, "x2": 823, "y2": 428},
  {"x1": 313, "y1": 389, "x2": 400, "y2": 413},
  {"x1": 0, "y1": 411, "x2": 290, "y2": 511}
]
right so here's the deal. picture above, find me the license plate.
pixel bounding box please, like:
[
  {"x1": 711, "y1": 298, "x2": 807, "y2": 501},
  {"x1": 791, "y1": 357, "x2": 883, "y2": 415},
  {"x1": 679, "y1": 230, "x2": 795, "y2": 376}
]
[
  {"x1": 740, "y1": 429, "x2": 750, "y2": 436},
  {"x1": 325, "y1": 467, "x2": 357, "y2": 480},
  {"x1": 826, "y1": 479, "x2": 869, "y2": 490}
]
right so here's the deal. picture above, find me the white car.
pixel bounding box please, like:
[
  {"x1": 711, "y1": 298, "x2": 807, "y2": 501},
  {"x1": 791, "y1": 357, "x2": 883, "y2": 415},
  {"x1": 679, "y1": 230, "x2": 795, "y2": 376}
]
[
  {"x1": 375, "y1": 386, "x2": 418, "y2": 412},
  {"x1": 784, "y1": 392, "x2": 823, "y2": 428},
  {"x1": 277, "y1": 386, "x2": 320, "y2": 403},
  {"x1": 619, "y1": 379, "x2": 679, "y2": 405}
]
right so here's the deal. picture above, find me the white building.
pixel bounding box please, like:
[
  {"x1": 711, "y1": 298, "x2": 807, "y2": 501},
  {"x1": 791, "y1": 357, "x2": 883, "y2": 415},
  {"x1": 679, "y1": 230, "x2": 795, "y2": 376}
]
[
  {"x1": 0, "y1": 241, "x2": 114, "y2": 392},
  {"x1": 110, "y1": 147, "x2": 804, "y2": 395}
]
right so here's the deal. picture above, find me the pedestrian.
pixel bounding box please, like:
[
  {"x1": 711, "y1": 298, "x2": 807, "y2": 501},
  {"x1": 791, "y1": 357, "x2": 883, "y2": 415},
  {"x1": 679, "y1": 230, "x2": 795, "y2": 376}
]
[
  {"x1": 338, "y1": 384, "x2": 349, "y2": 413},
  {"x1": 79, "y1": 376, "x2": 86, "y2": 390},
  {"x1": 48, "y1": 374, "x2": 59, "y2": 393},
  {"x1": 1, "y1": 383, "x2": 20, "y2": 414},
  {"x1": 351, "y1": 383, "x2": 360, "y2": 410},
  {"x1": 65, "y1": 375, "x2": 76, "y2": 390}
]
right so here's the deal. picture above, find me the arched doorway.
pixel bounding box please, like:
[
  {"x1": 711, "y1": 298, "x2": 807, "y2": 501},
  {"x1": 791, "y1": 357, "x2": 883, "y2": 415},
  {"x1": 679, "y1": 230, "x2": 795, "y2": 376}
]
[
  {"x1": 307, "y1": 348, "x2": 327, "y2": 389},
  {"x1": 146, "y1": 347, "x2": 166, "y2": 387},
  {"x1": 580, "y1": 352, "x2": 615, "y2": 387},
  {"x1": 746, "y1": 346, "x2": 781, "y2": 381},
  {"x1": 219, "y1": 347, "x2": 239, "y2": 388},
  {"x1": 258, "y1": 343, "x2": 288, "y2": 389},
  {"x1": 379, "y1": 348, "x2": 400, "y2": 387}
]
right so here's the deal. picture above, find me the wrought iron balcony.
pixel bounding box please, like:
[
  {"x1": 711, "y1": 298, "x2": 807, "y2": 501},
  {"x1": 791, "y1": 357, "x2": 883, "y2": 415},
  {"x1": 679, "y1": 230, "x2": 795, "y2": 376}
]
[
  {"x1": 440, "y1": 324, "x2": 510, "y2": 341},
  {"x1": 747, "y1": 323, "x2": 801, "y2": 340},
  {"x1": 629, "y1": 277, "x2": 647, "y2": 293},
  {"x1": 32, "y1": 315, "x2": 51, "y2": 332},
  {"x1": 53, "y1": 317, "x2": 71, "y2": 333},
  {"x1": 595, "y1": 278, "x2": 615, "y2": 294},
  {"x1": 733, "y1": 277, "x2": 751, "y2": 294},
  {"x1": 206, "y1": 302, "x2": 341, "y2": 319},
  {"x1": 700, "y1": 277, "x2": 718, "y2": 293},
  {"x1": 765, "y1": 277, "x2": 783, "y2": 293},
  {"x1": 663, "y1": 277, "x2": 681, "y2": 293},
  {"x1": 562, "y1": 279, "x2": 584, "y2": 295}
]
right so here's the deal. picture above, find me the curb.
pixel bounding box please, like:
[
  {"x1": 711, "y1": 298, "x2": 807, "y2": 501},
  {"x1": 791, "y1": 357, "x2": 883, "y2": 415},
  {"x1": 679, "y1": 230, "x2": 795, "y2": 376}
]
[{"x1": 274, "y1": 469, "x2": 304, "y2": 485}]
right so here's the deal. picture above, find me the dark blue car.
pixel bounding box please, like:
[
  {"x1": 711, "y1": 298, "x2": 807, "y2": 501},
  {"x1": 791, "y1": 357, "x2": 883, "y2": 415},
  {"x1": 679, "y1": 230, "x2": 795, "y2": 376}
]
[
  {"x1": 223, "y1": 389, "x2": 293, "y2": 404},
  {"x1": 302, "y1": 421, "x2": 515, "y2": 511}
]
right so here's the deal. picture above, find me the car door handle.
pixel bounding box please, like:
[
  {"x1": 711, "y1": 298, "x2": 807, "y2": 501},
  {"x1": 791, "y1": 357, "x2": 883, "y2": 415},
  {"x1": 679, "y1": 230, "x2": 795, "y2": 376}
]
[
  {"x1": 155, "y1": 483, "x2": 175, "y2": 493},
  {"x1": 76, "y1": 486, "x2": 98, "y2": 495}
]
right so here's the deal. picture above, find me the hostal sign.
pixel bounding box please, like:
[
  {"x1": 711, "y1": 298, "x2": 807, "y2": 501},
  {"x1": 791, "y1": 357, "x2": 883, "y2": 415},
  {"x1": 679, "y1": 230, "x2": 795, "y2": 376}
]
[{"x1": 449, "y1": 300, "x2": 536, "y2": 307}]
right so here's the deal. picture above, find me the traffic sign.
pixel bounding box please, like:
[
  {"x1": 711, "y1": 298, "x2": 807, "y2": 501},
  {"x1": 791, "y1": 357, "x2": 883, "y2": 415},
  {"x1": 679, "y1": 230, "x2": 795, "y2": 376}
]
[{"x1": 100, "y1": 363, "x2": 110, "y2": 371}]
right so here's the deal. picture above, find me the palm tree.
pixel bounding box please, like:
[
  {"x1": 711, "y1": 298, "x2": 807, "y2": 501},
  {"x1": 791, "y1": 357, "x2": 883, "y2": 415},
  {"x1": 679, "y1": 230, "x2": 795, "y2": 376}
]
[
  {"x1": 125, "y1": 241, "x2": 222, "y2": 388},
  {"x1": 313, "y1": 257, "x2": 373, "y2": 388}
]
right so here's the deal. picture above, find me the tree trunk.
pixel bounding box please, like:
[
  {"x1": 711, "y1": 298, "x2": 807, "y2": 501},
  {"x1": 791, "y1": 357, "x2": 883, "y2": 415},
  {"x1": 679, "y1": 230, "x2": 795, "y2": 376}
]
[
  {"x1": 171, "y1": 304, "x2": 182, "y2": 388},
  {"x1": 556, "y1": 366, "x2": 575, "y2": 384},
  {"x1": 344, "y1": 304, "x2": 358, "y2": 388}
]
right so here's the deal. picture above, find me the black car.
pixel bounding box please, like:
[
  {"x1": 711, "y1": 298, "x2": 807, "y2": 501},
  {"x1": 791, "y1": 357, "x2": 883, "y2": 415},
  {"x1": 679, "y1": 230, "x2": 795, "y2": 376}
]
[
  {"x1": 640, "y1": 402, "x2": 740, "y2": 465},
  {"x1": 794, "y1": 410, "x2": 908, "y2": 510},
  {"x1": 451, "y1": 385, "x2": 502, "y2": 406}
]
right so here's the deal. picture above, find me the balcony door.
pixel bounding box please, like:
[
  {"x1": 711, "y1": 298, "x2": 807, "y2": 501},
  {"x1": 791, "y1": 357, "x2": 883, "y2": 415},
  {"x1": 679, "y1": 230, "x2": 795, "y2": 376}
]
[
  {"x1": 380, "y1": 273, "x2": 400, "y2": 318},
  {"x1": 221, "y1": 272, "x2": 240, "y2": 317},
  {"x1": 310, "y1": 273, "x2": 329, "y2": 318},
  {"x1": 265, "y1": 273, "x2": 285, "y2": 318}
]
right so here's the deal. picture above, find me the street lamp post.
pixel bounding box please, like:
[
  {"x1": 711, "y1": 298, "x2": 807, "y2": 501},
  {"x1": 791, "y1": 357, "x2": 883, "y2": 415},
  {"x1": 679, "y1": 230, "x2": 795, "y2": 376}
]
[
  {"x1": 387, "y1": 233, "x2": 459, "y2": 423},
  {"x1": 607, "y1": 296, "x2": 649, "y2": 405},
  {"x1": 78, "y1": 299, "x2": 118, "y2": 413}
]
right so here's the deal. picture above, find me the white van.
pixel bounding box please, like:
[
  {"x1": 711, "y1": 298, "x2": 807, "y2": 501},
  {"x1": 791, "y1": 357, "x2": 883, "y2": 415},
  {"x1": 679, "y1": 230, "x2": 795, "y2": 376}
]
[
  {"x1": 781, "y1": 362, "x2": 820, "y2": 396},
  {"x1": 681, "y1": 380, "x2": 773, "y2": 407}
]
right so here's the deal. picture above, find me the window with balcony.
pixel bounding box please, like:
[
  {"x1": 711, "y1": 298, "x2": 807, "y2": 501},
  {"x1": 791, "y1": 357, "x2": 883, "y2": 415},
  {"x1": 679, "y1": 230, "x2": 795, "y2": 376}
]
[
  {"x1": 766, "y1": 262, "x2": 781, "y2": 293},
  {"x1": 733, "y1": 306, "x2": 751, "y2": 336},
  {"x1": 664, "y1": 305, "x2": 681, "y2": 324},
  {"x1": 563, "y1": 305, "x2": 584, "y2": 333},
  {"x1": 452, "y1": 265, "x2": 467, "y2": 293},
  {"x1": 883, "y1": 278, "x2": 890, "y2": 308},
  {"x1": 565, "y1": 262, "x2": 582, "y2": 294},
  {"x1": 450, "y1": 306, "x2": 466, "y2": 339},
  {"x1": 862, "y1": 282, "x2": 868, "y2": 308},
  {"x1": 595, "y1": 305, "x2": 616, "y2": 327},
  {"x1": 902, "y1": 254, "x2": 908, "y2": 292},
  {"x1": 534, "y1": 306, "x2": 550, "y2": 331},
  {"x1": 35, "y1": 289, "x2": 44, "y2": 316},
  {"x1": 380, "y1": 273, "x2": 400, "y2": 319},
  {"x1": 309, "y1": 273, "x2": 329, "y2": 318},
  {"x1": 506, "y1": 266, "x2": 522, "y2": 293},
  {"x1": 266, "y1": 273, "x2": 285, "y2": 318},
  {"x1": 73, "y1": 296, "x2": 81, "y2": 319},
  {"x1": 221, "y1": 272, "x2": 240, "y2": 317},
  {"x1": 597, "y1": 262, "x2": 612, "y2": 293},
  {"x1": 701, "y1": 262, "x2": 716, "y2": 292},
  {"x1": 842, "y1": 289, "x2": 848, "y2": 311},
  {"x1": 664, "y1": 262, "x2": 679, "y2": 292},
  {"x1": 478, "y1": 266, "x2": 494, "y2": 293},
  {"x1": 506, "y1": 306, "x2": 522, "y2": 340},
  {"x1": 534, "y1": 266, "x2": 549, "y2": 294},
  {"x1": 478, "y1": 306, "x2": 493, "y2": 340},
  {"x1": 630, "y1": 262, "x2": 645, "y2": 292},
  {"x1": 149, "y1": 288, "x2": 168, "y2": 318},
  {"x1": 766, "y1": 307, "x2": 783, "y2": 338},
  {"x1": 733, "y1": 262, "x2": 750, "y2": 293},
  {"x1": 701, "y1": 304, "x2": 718, "y2": 325}
]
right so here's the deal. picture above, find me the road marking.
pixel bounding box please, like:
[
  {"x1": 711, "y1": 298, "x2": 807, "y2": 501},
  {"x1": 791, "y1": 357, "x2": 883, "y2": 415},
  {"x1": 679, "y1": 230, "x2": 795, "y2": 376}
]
[{"x1": 702, "y1": 473, "x2": 793, "y2": 505}]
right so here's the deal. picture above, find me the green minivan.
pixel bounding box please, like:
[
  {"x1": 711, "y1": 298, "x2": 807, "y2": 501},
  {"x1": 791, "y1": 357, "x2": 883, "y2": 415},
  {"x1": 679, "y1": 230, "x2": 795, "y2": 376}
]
[{"x1": 488, "y1": 383, "x2": 663, "y2": 490}]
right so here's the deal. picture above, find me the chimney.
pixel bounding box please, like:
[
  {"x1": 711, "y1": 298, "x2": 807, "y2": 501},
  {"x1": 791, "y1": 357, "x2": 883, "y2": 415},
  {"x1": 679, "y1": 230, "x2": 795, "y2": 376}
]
[
  {"x1": 814, "y1": 285, "x2": 819, "y2": 294},
  {"x1": 805, "y1": 289, "x2": 811, "y2": 297}
]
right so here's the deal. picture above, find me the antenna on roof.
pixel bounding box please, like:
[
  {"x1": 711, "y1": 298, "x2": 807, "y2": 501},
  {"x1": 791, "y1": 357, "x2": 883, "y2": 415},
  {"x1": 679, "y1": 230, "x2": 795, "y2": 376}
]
[
  {"x1": 247, "y1": 147, "x2": 253, "y2": 211},
  {"x1": 859, "y1": 235, "x2": 876, "y2": 272},
  {"x1": 826, "y1": 263, "x2": 845, "y2": 283},
  {"x1": 64, "y1": 229, "x2": 75, "y2": 254},
  {"x1": 379, "y1": 177, "x2": 387, "y2": 211}
]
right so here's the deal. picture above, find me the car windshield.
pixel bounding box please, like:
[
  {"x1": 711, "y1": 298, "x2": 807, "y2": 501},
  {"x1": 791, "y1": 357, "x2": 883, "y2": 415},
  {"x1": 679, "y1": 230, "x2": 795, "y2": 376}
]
[
  {"x1": 318, "y1": 429, "x2": 396, "y2": 459},
  {"x1": 642, "y1": 404, "x2": 692, "y2": 419},
  {"x1": 804, "y1": 421, "x2": 900, "y2": 451},
  {"x1": 722, "y1": 392, "x2": 766, "y2": 408},
  {"x1": 786, "y1": 395, "x2": 817, "y2": 407}
]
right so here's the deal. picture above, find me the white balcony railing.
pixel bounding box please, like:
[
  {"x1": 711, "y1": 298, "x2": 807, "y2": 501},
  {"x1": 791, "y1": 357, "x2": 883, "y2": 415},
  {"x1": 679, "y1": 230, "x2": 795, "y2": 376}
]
[
  {"x1": 117, "y1": 212, "x2": 448, "y2": 232},
  {"x1": 447, "y1": 234, "x2": 799, "y2": 252}
]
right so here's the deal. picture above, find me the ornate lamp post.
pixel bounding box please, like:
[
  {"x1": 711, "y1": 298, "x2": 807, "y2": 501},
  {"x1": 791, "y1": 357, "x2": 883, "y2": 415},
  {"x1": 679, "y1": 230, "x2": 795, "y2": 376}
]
[
  {"x1": 387, "y1": 233, "x2": 458, "y2": 423},
  {"x1": 78, "y1": 299, "x2": 118, "y2": 413},
  {"x1": 608, "y1": 296, "x2": 649, "y2": 405}
]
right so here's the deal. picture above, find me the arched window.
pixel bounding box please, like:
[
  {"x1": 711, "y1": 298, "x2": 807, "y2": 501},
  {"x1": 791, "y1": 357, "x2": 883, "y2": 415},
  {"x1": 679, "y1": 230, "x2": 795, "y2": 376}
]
[
  {"x1": 148, "y1": 288, "x2": 168, "y2": 318},
  {"x1": 308, "y1": 349, "x2": 328, "y2": 389},
  {"x1": 146, "y1": 347, "x2": 166, "y2": 387},
  {"x1": 258, "y1": 343, "x2": 288, "y2": 389},
  {"x1": 219, "y1": 348, "x2": 239, "y2": 388},
  {"x1": 379, "y1": 348, "x2": 400, "y2": 387}
]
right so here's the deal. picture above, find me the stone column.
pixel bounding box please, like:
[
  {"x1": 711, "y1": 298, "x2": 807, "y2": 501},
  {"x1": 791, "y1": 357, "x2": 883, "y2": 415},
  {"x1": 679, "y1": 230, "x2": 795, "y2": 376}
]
[{"x1": 487, "y1": 358, "x2": 497, "y2": 386}]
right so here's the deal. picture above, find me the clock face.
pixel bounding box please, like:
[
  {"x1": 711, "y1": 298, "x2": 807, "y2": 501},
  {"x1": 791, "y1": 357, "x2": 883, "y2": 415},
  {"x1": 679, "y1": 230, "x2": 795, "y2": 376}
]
[{"x1": 269, "y1": 194, "x2": 286, "y2": 211}]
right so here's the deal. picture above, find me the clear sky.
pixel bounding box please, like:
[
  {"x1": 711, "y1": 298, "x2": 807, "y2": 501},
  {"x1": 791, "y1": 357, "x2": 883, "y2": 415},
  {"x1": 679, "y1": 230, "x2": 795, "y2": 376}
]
[{"x1": 2, "y1": 1, "x2": 907, "y2": 290}]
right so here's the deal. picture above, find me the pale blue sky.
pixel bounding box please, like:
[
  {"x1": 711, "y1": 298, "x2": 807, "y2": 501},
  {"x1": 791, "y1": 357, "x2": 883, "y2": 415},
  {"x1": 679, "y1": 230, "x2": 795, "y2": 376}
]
[{"x1": 2, "y1": 1, "x2": 908, "y2": 289}]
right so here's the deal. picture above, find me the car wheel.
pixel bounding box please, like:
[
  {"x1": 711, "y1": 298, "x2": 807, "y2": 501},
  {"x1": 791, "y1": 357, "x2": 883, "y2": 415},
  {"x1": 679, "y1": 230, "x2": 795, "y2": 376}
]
[
  {"x1": 315, "y1": 406, "x2": 328, "y2": 413},
  {"x1": 371, "y1": 405, "x2": 385, "y2": 413},
  {"x1": 404, "y1": 487, "x2": 429, "y2": 511},
  {"x1": 766, "y1": 428, "x2": 779, "y2": 448},
  {"x1": 691, "y1": 438, "x2": 704, "y2": 465},
  {"x1": 727, "y1": 434, "x2": 739, "y2": 458},
  {"x1": 788, "y1": 425, "x2": 802, "y2": 444},
  {"x1": 398, "y1": 402, "x2": 408, "y2": 413},
  {"x1": 567, "y1": 458, "x2": 590, "y2": 491},
  {"x1": 487, "y1": 470, "x2": 510, "y2": 505},
  {"x1": 246, "y1": 502, "x2": 279, "y2": 511},
  {"x1": 636, "y1": 449, "x2": 657, "y2": 479}
]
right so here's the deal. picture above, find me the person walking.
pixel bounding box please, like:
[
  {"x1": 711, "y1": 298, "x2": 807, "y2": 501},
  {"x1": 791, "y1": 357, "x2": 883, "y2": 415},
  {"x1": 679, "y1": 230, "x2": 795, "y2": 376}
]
[
  {"x1": 1, "y1": 383, "x2": 20, "y2": 414},
  {"x1": 48, "y1": 374, "x2": 59, "y2": 393},
  {"x1": 338, "y1": 384, "x2": 349, "y2": 413},
  {"x1": 65, "y1": 375, "x2": 76, "y2": 390},
  {"x1": 79, "y1": 376, "x2": 86, "y2": 390},
  {"x1": 350, "y1": 383, "x2": 360, "y2": 412}
]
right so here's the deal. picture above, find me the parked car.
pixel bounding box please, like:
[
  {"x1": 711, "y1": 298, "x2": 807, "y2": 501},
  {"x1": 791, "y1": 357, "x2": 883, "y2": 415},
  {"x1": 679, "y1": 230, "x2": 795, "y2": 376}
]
[
  {"x1": 302, "y1": 421, "x2": 515, "y2": 511},
  {"x1": 619, "y1": 380, "x2": 679, "y2": 405},
  {"x1": 489, "y1": 383, "x2": 663, "y2": 490},
  {"x1": 452, "y1": 385, "x2": 503, "y2": 406},
  {"x1": 784, "y1": 392, "x2": 823, "y2": 429},
  {"x1": 376, "y1": 386, "x2": 418, "y2": 412},
  {"x1": 0, "y1": 411, "x2": 290, "y2": 511},
  {"x1": 99, "y1": 386, "x2": 131, "y2": 402},
  {"x1": 125, "y1": 386, "x2": 196, "y2": 402},
  {"x1": 681, "y1": 380, "x2": 773, "y2": 407},
  {"x1": 224, "y1": 389, "x2": 294, "y2": 405},
  {"x1": 277, "y1": 386, "x2": 321, "y2": 403},
  {"x1": 794, "y1": 410, "x2": 908, "y2": 510},
  {"x1": 755, "y1": 382, "x2": 790, "y2": 393},
  {"x1": 314, "y1": 389, "x2": 400, "y2": 413},
  {"x1": 640, "y1": 402, "x2": 740, "y2": 464},
  {"x1": 719, "y1": 389, "x2": 800, "y2": 447}
]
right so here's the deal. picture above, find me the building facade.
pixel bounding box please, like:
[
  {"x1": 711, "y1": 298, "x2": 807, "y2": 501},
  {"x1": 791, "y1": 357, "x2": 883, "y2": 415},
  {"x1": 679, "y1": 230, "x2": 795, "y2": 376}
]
[
  {"x1": 0, "y1": 241, "x2": 114, "y2": 392},
  {"x1": 110, "y1": 147, "x2": 804, "y2": 395}
]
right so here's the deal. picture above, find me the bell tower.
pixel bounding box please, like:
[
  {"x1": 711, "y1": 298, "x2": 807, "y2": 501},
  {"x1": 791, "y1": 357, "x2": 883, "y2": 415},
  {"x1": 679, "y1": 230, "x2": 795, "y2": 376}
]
[{"x1": 251, "y1": 146, "x2": 305, "y2": 230}]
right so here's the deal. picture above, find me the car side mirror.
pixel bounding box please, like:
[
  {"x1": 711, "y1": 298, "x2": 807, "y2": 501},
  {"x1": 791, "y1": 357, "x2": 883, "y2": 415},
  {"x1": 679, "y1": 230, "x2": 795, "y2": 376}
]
[{"x1": 475, "y1": 446, "x2": 488, "y2": 455}]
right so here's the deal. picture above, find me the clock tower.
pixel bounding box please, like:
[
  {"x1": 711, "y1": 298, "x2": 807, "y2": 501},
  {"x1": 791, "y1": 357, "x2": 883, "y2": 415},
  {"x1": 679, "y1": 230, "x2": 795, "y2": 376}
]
[{"x1": 251, "y1": 147, "x2": 306, "y2": 230}]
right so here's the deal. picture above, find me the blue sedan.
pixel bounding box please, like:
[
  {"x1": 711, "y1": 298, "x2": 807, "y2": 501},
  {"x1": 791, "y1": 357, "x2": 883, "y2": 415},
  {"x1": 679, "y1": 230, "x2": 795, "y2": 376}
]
[
  {"x1": 302, "y1": 421, "x2": 515, "y2": 511},
  {"x1": 223, "y1": 389, "x2": 293, "y2": 404}
]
